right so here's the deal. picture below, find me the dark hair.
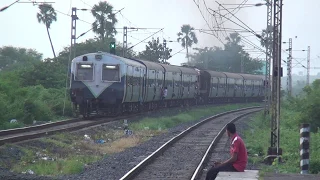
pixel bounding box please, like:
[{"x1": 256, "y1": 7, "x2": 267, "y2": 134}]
[{"x1": 226, "y1": 123, "x2": 236, "y2": 134}]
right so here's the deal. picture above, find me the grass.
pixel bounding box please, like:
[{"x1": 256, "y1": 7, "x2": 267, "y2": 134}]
[
  {"x1": 243, "y1": 108, "x2": 320, "y2": 177},
  {"x1": 6, "y1": 102, "x2": 261, "y2": 177},
  {"x1": 12, "y1": 155, "x2": 100, "y2": 176},
  {"x1": 129, "y1": 103, "x2": 260, "y2": 131}
]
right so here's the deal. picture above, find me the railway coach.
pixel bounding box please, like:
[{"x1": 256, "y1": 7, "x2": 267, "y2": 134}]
[
  {"x1": 69, "y1": 51, "x2": 265, "y2": 118},
  {"x1": 199, "y1": 70, "x2": 265, "y2": 103},
  {"x1": 70, "y1": 52, "x2": 200, "y2": 117}
]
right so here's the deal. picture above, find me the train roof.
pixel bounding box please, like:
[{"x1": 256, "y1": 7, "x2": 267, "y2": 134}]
[
  {"x1": 160, "y1": 64, "x2": 181, "y2": 73},
  {"x1": 222, "y1": 72, "x2": 243, "y2": 79},
  {"x1": 114, "y1": 55, "x2": 145, "y2": 68},
  {"x1": 178, "y1": 66, "x2": 198, "y2": 75},
  {"x1": 202, "y1": 70, "x2": 226, "y2": 78},
  {"x1": 131, "y1": 58, "x2": 164, "y2": 71},
  {"x1": 239, "y1": 73, "x2": 264, "y2": 81}
]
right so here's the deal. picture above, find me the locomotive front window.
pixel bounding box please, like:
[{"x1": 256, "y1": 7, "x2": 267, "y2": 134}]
[
  {"x1": 76, "y1": 63, "x2": 93, "y2": 81},
  {"x1": 102, "y1": 64, "x2": 120, "y2": 81}
]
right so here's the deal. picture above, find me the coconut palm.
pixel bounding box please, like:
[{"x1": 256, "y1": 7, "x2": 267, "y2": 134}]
[
  {"x1": 36, "y1": 4, "x2": 57, "y2": 58},
  {"x1": 177, "y1": 24, "x2": 198, "y2": 63},
  {"x1": 91, "y1": 1, "x2": 118, "y2": 42}
]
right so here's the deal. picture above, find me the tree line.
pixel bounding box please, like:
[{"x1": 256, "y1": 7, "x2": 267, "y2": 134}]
[
  {"x1": 0, "y1": 1, "x2": 267, "y2": 128},
  {"x1": 35, "y1": 1, "x2": 264, "y2": 73}
]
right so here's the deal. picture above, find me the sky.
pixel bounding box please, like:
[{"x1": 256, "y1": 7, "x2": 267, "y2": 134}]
[{"x1": 0, "y1": 0, "x2": 319, "y2": 76}]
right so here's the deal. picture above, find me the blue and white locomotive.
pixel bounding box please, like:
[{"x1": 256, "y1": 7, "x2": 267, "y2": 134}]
[{"x1": 70, "y1": 51, "x2": 266, "y2": 117}]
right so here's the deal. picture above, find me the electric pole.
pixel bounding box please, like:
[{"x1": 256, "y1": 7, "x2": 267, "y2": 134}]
[
  {"x1": 268, "y1": 0, "x2": 283, "y2": 162},
  {"x1": 123, "y1": 26, "x2": 128, "y2": 57},
  {"x1": 307, "y1": 46, "x2": 310, "y2": 85},
  {"x1": 241, "y1": 56, "x2": 244, "y2": 73},
  {"x1": 264, "y1": 0, "x2": 272, "y2": 117},
  {"x1": 64, "y1": 7, "x2": 78, "y2": 116},
  {"x1": 163, "y1": 39, "x2": 167, "y2": 63},
  {"x1": 287, "y1": 38, "x2": 292, "y2": 96},
  {"x1": 70, "y1": 8, "x2": 78, "y2": 60}
]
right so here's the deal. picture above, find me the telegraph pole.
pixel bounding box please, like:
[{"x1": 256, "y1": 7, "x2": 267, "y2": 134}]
[
  {"x1": 70, "y1": 8, "x2": 78, "y2": 60},
  {"x1": 268, "y1": 0, "x2": 283, "y2": 162},
  {"x1": 264, "y1": 0, "x2": 273, "y2": 117},
  {"x1": 163, "y1": 39, "x2": 167, "y2": 63},
  {"x1": 287, "y1": 38, "x2": 292, "y2": 96},
  {"x1": 307, "y1": 46, "x2": 310, "y2": 85},
  {"x1": 123, "y1": 26, "x2": 128, "y2": 57},
  {"x1": 64, "y1": 7, "x2": 78, "y2": 116},
  {"x1": 241, "y1": 56, "x2": 244, "y2": 73}
]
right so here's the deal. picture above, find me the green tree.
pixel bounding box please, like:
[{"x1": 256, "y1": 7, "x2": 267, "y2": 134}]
[
  {"x1": 0, "y1": 46, "x2": 42, "y2": 71},
  {"x1": 91, "y1": 1, "x2": 118, "y2": 42},
  {"x1": 190, "y1": 33, "x2": 263, "y2": 74},
  {"x1": 36, "y1": 4, "x2": 57, "y2": 58},
  {"x1": 57, "y1": 38, "x2": 137, "y2": 67},
  {"x1": 138, "y1": 37, "x2": 172, "y2": 63},
  {"x1": 177, "y1": 24, "x2": 198, "y2": 63},
  {"x1": 260, "y1": 25, "x2": 273, "y2": 53},
  {"x1": 290, "y1": 79, "x2": 320, "y2": 132}
]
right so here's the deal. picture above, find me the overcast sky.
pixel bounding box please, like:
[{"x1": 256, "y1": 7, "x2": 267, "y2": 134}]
[{"x1": 0, "y1": 0, "x2": 319, "y2": 75}]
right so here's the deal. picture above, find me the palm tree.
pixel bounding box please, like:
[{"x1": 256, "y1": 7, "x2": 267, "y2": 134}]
[
  {"x1": 177, "y1": 24, "x2": 198, "y2": 63},
  {"x1": 37, "y1": 4, "x2": 57, "y2": 58},
  {"x1": 91, "y1": 2, "x2": 118, "y2": 42}
]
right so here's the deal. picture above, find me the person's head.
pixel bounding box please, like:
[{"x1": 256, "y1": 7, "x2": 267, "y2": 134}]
[{"x1": 226, "y1": 123, "x2": 236, "y2": 137}]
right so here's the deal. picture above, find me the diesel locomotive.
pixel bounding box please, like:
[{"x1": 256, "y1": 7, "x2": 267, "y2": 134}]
[{"x1": 70, "y1": 51, "x2": 266, "y2": 118}]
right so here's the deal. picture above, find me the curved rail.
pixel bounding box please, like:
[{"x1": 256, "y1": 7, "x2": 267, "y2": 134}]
[
  {"x1": 190, "y1": 109, "x2": 260, "y2": 179},
  {"x1": 0, "y1": 118, "x2": 81, "y2": 137},
  {"x1": 119, "y1": 106, "x2": 262, "y2": 180},
  {"x1": 0, "y1": 114, "x2": 141, "y2": 146}
]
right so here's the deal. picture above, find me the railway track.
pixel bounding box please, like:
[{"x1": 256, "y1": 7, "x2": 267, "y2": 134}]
[
  {"x1": 0, "y1": 102, "x2": 260, "y2": 146},
  {"x1": 119, "y1": 106, "x2": 262, "y2": 180},
  {"x1": 0, "y1": 114, "x2": 142, "y2": 146}
]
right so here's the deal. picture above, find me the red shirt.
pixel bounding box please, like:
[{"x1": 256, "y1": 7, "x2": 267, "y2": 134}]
[{"x1": 230, "y1": 133, "x2": 247, "y2": 172}]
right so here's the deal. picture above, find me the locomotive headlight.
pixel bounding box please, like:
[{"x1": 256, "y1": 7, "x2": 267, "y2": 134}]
[
  {"x1": 80, "y1": 64, "x2": 92, "y2": 68},
  {"x1": 105, "y1": 65, "x2": 117, "y2": 69}
]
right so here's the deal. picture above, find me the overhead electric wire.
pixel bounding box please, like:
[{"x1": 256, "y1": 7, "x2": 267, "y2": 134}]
[
  {"x1": 168, "y1": 48, "x2": 186, "y2": 60},
  {"x1": 192, "y1": 0, "x2": 224, "y2": 45},
  {"x1": 215, "y1": 1, "x2": 308, "y2": 69},
  {"x1": 218, "y1": 0, "x2": 248, "y2": 27},
  {"x1": 127, "y1": 28, "x2": 164, "y2": 50},
  {"x1": 0, "y1": 0, "x2": 20, "y2": 12},
  {"x1": 201, "y1": 0, "x2": 223, "y2": 39},
  {"x1": 79, "y1": 0, "x2": 92, "y2": 8},
  {"x1": 27, "y1": 0, "x2": 92, "y2": 24}
]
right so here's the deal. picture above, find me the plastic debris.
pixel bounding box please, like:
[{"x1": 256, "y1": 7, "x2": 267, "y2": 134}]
[
  {"x1": 10, "y1": 119, "x2": 17, "y2": 123},
  {"x1": 124, "y1": 129, "x2": 133, "y2": 136},
  {"x1": 84, "y1": 134, "x2": 91, "y2": 140},
  {"x1": 23, "y1": 169, "x2": 34, "y2": 174},
  {"x1": 95, "y1": 139, "x2": 106, "y2": 144}
]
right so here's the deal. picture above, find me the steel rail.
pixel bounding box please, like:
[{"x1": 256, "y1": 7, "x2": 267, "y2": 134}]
[
  {"x1": 190, "y1": 109, "x2": 261, "y2": 180},
  {"x1": 0, "y1": 118, "x2": 79, "y2": 136},
  {"x1": 119, "y1": 106, "x2": 262, "y2": 180},
  {"x1": 0, "y1": 114, "x2": 141, "y2": 146}
]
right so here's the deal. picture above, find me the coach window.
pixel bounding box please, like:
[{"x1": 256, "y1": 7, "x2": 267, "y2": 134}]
[
  {"x1": 76, "y1": 63, "x2": 94, "y2": 81},
  {"x1": 102, "y1": 64, "x2": 120, "y2": 82}
]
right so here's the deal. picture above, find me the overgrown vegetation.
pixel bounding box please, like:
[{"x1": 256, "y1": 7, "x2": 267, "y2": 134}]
[
  {"x1": 1, "y1": 103, "x2": 259, "y2": 176},
  {"x1": 0, "y1": 1, "x2": 265, "y2": 129},
  {"x1": 130, "y1": 103, "x2": 260, "y2": 131},
  {"x1": 244, "y1": 80, "x2": 320, "y2": 175}
]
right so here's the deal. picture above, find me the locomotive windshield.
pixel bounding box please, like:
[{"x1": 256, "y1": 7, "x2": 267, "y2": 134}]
[
  {"x1": 102, "y1": 64, "x2": 120, "y2": 81},
  {"x1": 76, "y1": 63, "x2": 94, "y2": 81}
]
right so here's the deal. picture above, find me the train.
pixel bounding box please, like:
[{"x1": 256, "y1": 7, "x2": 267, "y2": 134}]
[{"x1": 69, "y1": 51, "x2": 267, "y2": 118}]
